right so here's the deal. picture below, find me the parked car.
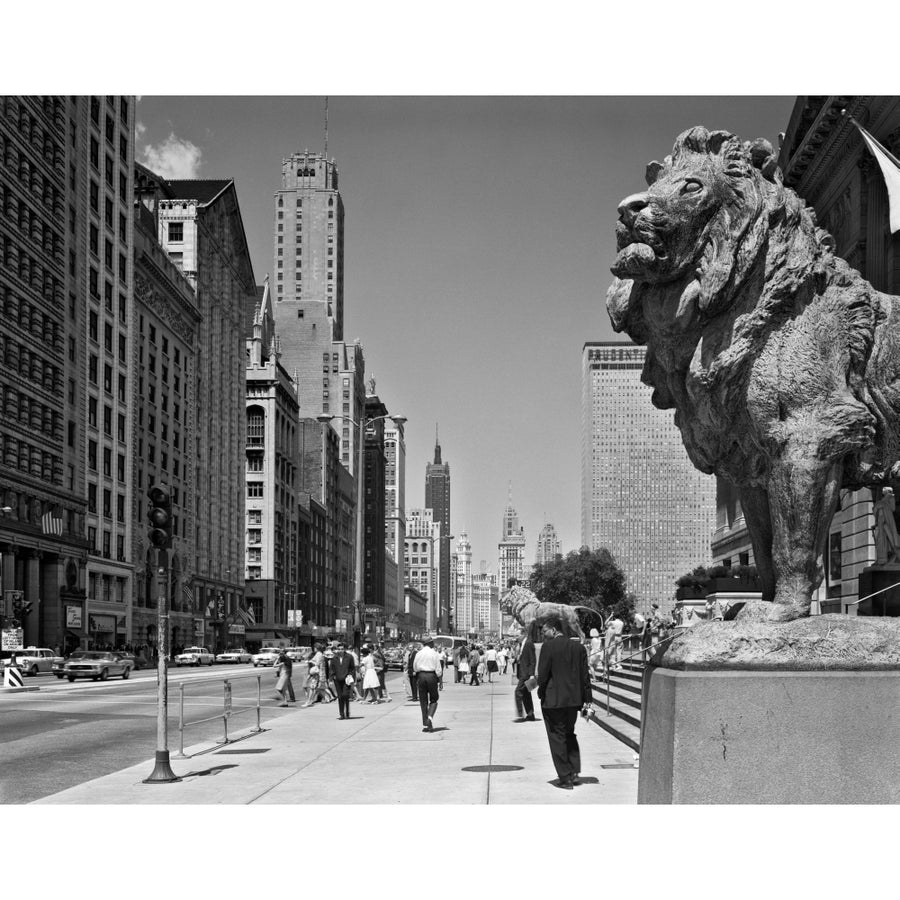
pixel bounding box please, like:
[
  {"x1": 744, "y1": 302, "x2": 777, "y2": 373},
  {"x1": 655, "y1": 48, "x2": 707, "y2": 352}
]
[
  {"x1": 1, "y1": 647, "x2": 61, "y2": 676},
  {"x1": 215, "y1": 648, "x2": 252, "y2": 664},
  {"x1": 251, "y1": 647, "x2": 282, "y2": 667},
  {"x1": 120, "y1": 652, "x2": 149, "y2": 670},
  {"x1": 174, "y1": 646, "x2": 214, "y2": 666},
  {"x1": 286, "y1": 647, "x2": 313, "y2": 664},
  {"x1": 63, "y1": 650, "x2": 133, "y2": 681}
]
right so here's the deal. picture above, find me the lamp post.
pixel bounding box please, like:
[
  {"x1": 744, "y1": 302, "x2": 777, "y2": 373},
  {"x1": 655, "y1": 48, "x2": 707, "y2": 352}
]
[{"x1": 317, "y1": 411, "x2": 406, "y2": 650}]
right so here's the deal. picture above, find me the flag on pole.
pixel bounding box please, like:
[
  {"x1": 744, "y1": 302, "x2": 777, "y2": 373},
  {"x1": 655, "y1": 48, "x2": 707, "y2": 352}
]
[
  {"x1": 182, "y1": 585, "x2": 195, "y2": 610},
  {"x1": 236, "y1": 604, "x2": 255, "y2": 627},
  {"x1": 848, "y1": 114, "x2": 900, "y2": 233}
]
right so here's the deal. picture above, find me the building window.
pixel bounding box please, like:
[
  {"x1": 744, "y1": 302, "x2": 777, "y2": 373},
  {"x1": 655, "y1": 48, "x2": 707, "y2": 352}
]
[
  {"x1": 247, "y1": 483, "x2": 263, "y2": 498},
  {"x1": 168, "y1": 222, "x2": 183, "y2": 242}
]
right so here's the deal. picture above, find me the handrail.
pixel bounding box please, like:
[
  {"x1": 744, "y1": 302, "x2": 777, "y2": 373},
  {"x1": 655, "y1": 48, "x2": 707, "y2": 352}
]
[{"x1": 171, "y1": 671, "x2": 266, "y2": 759}]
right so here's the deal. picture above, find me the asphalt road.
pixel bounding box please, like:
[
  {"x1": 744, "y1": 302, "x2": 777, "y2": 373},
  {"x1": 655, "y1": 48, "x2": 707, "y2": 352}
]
[{"x1": 0, "y1": 663, "x2": 299, "y2": 804}]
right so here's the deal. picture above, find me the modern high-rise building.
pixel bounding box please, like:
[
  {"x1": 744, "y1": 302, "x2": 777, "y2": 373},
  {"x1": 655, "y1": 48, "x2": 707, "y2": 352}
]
[
  {"x1": 535, "y1": 521, "x2": 562, "y2": 566},
  {"x1": 363, "y1": 390, "x2": 388, "y2": 624},
  {"x1": 498, "y1": 486, "x2": 527, "y2": 591},
  {"x1": 425, "y1": 428, "x2": 451, "y2": 631},
  {"x1": 581, "y1": 341, "x2": 717, "y2": 614}
]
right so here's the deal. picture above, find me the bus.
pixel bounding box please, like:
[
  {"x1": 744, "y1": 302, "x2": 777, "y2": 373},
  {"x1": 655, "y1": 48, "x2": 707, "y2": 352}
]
[{"x1": 431, "y1": 635, "x2": 468, "y2": 653}]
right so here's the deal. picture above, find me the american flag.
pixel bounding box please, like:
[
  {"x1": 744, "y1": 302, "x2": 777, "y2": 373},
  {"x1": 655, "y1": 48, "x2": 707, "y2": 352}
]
[
  {"x1": 236, "y1": 604, "x2": 255, "y2": 626},
  {"x1": 183, "y1": 585, "x2": 195, "y2": 610},
  {"x1": 41, "y1": 511, "x2": 63, "y2": 536}
]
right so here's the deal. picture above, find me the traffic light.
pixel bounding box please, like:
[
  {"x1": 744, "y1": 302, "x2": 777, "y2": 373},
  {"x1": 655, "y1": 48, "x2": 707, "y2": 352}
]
[{"x1": 147, "y1": 485, "x2": 173, "y2": 549}]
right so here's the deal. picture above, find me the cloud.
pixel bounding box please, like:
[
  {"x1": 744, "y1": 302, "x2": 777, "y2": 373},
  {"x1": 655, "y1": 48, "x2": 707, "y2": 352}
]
[{"x1": 140, "y1": 132, "x2": 202, "y2": 179}]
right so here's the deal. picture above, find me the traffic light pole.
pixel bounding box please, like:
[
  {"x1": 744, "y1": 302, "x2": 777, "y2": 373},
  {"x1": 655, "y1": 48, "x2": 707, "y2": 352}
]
[{"x1": 144, "y1": 486, "x2": 179, "y2": 784}]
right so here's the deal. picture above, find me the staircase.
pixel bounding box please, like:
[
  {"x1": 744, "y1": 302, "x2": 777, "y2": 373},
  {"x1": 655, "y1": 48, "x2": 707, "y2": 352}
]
[{"x1": 588, "y1": 660, "x2": 644, "y2": 753}]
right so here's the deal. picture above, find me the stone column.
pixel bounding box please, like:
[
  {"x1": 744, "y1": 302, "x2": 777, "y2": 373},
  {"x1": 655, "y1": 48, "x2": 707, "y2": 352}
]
[{"x1": 25, "y1": 550, "x2": 40, "y2": 646}]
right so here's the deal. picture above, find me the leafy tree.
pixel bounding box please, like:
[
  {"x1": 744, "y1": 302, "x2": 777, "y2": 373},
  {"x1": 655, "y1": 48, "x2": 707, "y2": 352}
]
[{"x1": 529, "y1": 546, "x2": 631, "y2": 627}]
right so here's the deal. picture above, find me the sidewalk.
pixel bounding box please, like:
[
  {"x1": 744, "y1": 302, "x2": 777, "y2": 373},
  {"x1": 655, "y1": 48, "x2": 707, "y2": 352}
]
[{"x1": 32, "y1": 671, "x2": 639, "y2": 804}]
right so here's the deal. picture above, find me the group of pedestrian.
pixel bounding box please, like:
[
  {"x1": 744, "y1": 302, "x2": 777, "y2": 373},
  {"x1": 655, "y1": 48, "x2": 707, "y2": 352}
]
[
  {"x1": 451, "y1": 642, "x2": 512, "y2": 685},
  {"x1": 273, "y1": 640, "x2": 395, "y2": 713}
]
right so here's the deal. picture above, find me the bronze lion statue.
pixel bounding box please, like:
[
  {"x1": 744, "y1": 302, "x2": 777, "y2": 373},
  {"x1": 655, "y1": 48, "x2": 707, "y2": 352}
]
[{"x1": 606, "y1": 126, "x2": 900, "y2": 622}]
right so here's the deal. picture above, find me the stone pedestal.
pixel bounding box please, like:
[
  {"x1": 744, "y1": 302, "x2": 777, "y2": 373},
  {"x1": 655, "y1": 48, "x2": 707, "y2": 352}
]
[
  {"x1": 638, "y1": 667, "x2": 900, "y2": 804},
  {"x1": 856, "y1": 565, "x2": 900, "y2": 616}
]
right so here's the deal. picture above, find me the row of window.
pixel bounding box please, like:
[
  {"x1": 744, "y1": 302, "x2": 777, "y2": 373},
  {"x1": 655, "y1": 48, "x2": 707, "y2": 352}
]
[
  {"x1": 0, "y1": 135, "x2": 65, "y2": 216},
  {"x1": 0, "y1": 287, "x2": 62, "y2": 349},
  {"x1": 0, "y1": 184, "x2": 64, "y2": 261},
  {"x1": 0, "y1": 434, "x2": 59, "y2": 482},
  {"x1": 1, "y1": 385, "x2": 61, "y2": 438},
  {"x1": 1, "y1": 334, "x2": 62, "y2": 392},
  {"x1": 1, "y1": 235, "x2": 65, "y2": 305}
]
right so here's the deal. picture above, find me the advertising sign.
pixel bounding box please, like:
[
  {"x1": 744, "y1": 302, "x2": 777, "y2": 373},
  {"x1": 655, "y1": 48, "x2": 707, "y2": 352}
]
[
  {"x1": 228, "y1": 624, "x2": 245, "y2": 635},
  {"x1": 2, "y1": 628, "x2": 24, "y2": 651},
  {"x1": 286, "y1": 611, "x2": 303, "y2": 626},
  {"x1": 66, "y1": 606, "x2": 82, "y2": 628},
  {"x1": 194, "y1": 618, "x2": 205, "y2": 637}
]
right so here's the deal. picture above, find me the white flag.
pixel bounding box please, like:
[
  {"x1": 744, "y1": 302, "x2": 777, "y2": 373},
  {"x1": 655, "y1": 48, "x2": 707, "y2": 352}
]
[{"x1": 852, "y1": 118, "x2": 900, "y2": 234}]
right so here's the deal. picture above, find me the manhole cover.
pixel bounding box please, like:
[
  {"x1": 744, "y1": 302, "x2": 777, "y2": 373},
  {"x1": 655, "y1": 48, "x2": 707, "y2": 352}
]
[
  {"x1": 214, "y1": 748, "x2": 270, "y2": 754},
  {"x1": 601, "y1": 763, "x2": 637, "y2": 769},
  {"x1": 461, "y1": 764, "x2": 524, "y2": 773}
]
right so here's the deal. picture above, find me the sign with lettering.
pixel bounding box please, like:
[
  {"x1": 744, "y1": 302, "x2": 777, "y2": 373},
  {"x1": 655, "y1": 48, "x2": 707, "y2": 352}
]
[
  {"x1": 224, "y1": 682, "x2": 232, "y2": 718},
  {"x1": 194, "y1": 618, "x2": 205, "y2": 637},
  {"x1": 66, "y1": 606, "x2": 82, "y2": 628},
  {"x1": 286, "y1": 611, "x2": 302, "y2": 626},
  {"x1": 2, "y1": 628, "x2": 24, "y2": 651},
  {"x1": 228, "y1": 624, "x2": 245, "y2": 635}
]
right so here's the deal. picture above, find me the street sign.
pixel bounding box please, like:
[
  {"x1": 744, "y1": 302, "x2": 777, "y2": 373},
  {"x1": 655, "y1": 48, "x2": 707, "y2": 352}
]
[
  {"x1": 287, "y1": 611, "x2": 303, "y2": 627},
  {"x1": 224, "y1": 682, "x2": 232, "y2": 718},
  {"x1": 228, "y1": 624, "x2": 245, "y2": 635},
  {"x1": 2, "y1": 628, "x2": 24, "y2": 651}
]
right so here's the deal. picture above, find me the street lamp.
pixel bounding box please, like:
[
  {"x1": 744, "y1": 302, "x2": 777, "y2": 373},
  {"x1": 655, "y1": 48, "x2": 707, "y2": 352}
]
[{"x1": 317, "y1": 411, "x2": 406, "y2": 649}]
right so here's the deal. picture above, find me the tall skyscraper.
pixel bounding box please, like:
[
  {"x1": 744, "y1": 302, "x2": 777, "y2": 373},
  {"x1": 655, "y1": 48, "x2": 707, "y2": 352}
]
[
  {"x1": 535, "y1": 522, "x2": 562, "y2": 565},
  {"x1": 581, "y1": 342, "x2": 717, "y2": 613},
  {"x1": 405, "y1": 507, "x2": 442, "y2": 630},
  {"x1": 498, "y1": 485, "x2": 526, "y2": 591},
  {"x1": 425, "y1": 426, "x2": 451, "y2": 631}
]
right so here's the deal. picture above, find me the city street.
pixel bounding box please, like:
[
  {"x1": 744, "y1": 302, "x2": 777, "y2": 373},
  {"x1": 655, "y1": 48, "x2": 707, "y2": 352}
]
[{"x1": 0, "y1": 662, "x2": 308, "y2": 804}]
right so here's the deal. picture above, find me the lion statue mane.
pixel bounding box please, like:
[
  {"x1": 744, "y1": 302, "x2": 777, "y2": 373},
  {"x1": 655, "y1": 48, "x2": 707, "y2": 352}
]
[{"x1": 606, "y1": 126, "x2": 900, "y2": 622}]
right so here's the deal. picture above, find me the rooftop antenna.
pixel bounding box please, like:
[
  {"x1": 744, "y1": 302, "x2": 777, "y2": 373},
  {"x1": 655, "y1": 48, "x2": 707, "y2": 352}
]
[{"x1": 324, "y1": 96, "x2": 329, "y2": 159}]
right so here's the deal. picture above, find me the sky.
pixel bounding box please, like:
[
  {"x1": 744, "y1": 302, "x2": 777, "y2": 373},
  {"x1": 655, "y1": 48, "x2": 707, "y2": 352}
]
[{"x1": 135, "y1": 95, "x2": 795, "y2": 570}]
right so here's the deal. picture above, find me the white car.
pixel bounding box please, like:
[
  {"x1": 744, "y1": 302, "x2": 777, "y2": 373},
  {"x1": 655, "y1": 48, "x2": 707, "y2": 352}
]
[
  {"x1": 1, "y1": 647, "x2": 62, "y2": 676},
  {"x1": 251, "y1": 647, "x2": 282, "y2": 667},
  {"x1": 175, "y1": 646, "x2": 214, "y2": 666},
  {"x1": 215, "y1": 648, "x2": 252, "y2": 664}
]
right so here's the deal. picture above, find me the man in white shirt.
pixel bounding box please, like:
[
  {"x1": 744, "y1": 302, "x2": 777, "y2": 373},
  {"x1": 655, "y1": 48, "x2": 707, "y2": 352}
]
[{"x1": 413, "y1": 635, "x2": 442, "y2": 732}]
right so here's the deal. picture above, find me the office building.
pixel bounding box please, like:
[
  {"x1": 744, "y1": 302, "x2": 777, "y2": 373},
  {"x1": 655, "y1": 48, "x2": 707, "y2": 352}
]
[
  {"x1": 453, "y1": 531, "x2": 474, "y2": 635},
  {"x1": 582, "y1": 341, "x2": 717, "y2": 614},
  {"x1": 535, "y1": 522, "x2": 562, "y2": 566},
  {"x1": 425, "y1": 427, "x2": 451, "y2": 631},
  {"x1": 498, "y1": 487, "x2": 527, "y2": 591},
  {"x1": 384, "y1": 418, "x2": 406, "y2": 625},
  {"x1": 405, "y1": 507, "x2": 442, "y2": 630},
  {"x1": 137, "y1": 169, "x2": 256, "y2": 644}
]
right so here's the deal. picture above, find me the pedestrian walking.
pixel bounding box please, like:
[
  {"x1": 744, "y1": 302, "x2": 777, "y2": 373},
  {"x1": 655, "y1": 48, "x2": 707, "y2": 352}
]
[
  {"x1": 302, "y1": 643, "x2": 327, "y2": 707},
  {"x1": 330, "y1": 641, "x2": 356, "y2": 720},
  {"x1": 406, "y1": 642, "x2": 419, "y2": 701},
  {"x1": 484, "y1": 644, "x2": 498, "y2": 683},
  {"x1": 468, "y1": 645, "x2": 481, "y2": 686},
  {"x1": 536, "y1": 614, "x2": 593, "y2": 790},
  {"x1": 588, "y1": 628, "x2": 604, "y2": 676},
  {"x1": 457, "y1": 645, "x2": 470, "y2": 683},
  {"x1": 360, "y1": 646, "x2": 381, "y2": 703},
  {"x1": 438, "y1": 646, "x2": 448, "y2": 689},
  {"x1": 274, "y1": 649, "x2": 295, "y2": 706},
  {"x1": 514, "y1": 634, "x2": 538, "y2": 723},
  {"x1": 499, "y1": 645, "x2": 510, "y2": 675},
  {"x1": 373, "y1": 642, "x2": 391, "y2": 702},
  {"x1": 348, "y1": 646, "x2": 364, "y2": 701},
  {"x1": 413, "y1": 635, "x2": 442, "y2": 732}
]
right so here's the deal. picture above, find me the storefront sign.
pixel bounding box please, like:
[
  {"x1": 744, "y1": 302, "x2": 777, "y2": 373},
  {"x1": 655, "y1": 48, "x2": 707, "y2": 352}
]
[
  {"x1": 228, "y1": 624, "x2": 245, "y2": 635},
  {"x1": 66, "y1": 606, "x2": 82, "y2": 628},
  {"x1": 224, "y1": 682, "x2": 232, "y2": 718},
  {"x1": 194, "y1": 618, "x2": 205, "y2": 637},
  {"x1": 88, "y1": 614, "x2": 116, "y2": 634}
]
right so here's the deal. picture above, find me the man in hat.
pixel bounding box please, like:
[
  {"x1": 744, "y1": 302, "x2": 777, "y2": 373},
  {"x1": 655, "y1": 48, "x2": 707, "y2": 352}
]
[{"x1": 413, "y1": 635, "x2": 442, "y2": 732}]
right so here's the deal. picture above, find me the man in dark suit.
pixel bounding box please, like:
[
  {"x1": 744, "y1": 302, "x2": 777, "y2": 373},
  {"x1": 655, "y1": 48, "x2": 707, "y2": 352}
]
[
  {"x1": 536, "y1": 614, "x2": 593, "y2": 789},
  {"x1": 330, "y1": 641, "x2": 356, "y2": 720},
  {"x1": 514, "y1": 635, "x2": 538, "y2": 722},
  {"x1": 406, "y1": 642, "x2": 419, "y2": 702}
]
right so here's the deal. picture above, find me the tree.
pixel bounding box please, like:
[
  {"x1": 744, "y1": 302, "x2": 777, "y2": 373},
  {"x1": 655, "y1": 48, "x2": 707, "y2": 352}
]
[{"x1": 529, "y1": 546, "x2": 631, "y2": 626}]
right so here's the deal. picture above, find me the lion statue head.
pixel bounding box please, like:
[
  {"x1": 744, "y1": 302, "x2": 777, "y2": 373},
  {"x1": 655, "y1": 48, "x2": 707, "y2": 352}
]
[{"x1": 606, "y1": 127, "x2": 840, "y2": 367}]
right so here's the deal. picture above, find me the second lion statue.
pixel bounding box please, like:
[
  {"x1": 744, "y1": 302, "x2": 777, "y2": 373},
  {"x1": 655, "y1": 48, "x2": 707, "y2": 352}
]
[{"x1": 606, "y1": 126, "x2": 900, "y2": 622}]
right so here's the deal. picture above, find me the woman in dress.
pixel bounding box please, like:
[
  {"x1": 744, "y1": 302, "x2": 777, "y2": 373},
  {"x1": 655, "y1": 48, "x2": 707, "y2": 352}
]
[
  {"x1": 484, "y1": 644, "x2": 498, "y2": 683},
  {"x1": 302, "y1": 642, "x2": 327, "y2": 707},
  {"x1": 360, "y1": 646, "x2": 381, "y2": 703}
]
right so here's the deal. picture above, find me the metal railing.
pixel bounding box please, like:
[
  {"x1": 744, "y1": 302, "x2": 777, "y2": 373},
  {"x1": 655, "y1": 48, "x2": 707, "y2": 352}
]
[
  {"x1": 588, "y1": 631, "x2": 680, "y2": 717},
  {"x1": 171, "y1": 671, "x2": 266, "y2": 759}
]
